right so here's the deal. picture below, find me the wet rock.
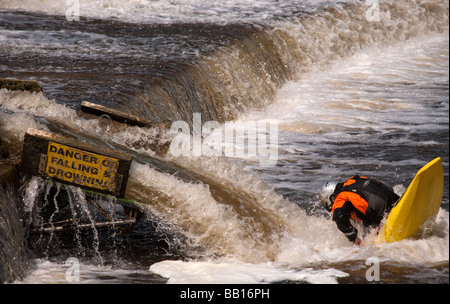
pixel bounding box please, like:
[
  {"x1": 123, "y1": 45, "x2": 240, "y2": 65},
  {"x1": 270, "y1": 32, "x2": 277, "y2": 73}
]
[{"x1": 0, "y1": 78, "x2": 42, "y2": 93}]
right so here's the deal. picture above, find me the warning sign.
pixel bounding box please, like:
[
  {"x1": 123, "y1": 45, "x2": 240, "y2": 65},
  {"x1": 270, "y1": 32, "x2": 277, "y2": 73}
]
[{"x1": 45, "y1": 141, "x2": 119, "y2": 193}]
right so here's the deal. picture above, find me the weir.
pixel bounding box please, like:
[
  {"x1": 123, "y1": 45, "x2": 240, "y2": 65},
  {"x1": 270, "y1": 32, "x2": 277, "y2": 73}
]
[
  {"x1": 0, "y1": 0, "x2": 448, "y2": 283},
  {"x1": 1, "y1": 1, "x2": 447, "y2": 127},
  {"x1": 88, "y1": 0, "x2": 449, "y2": 126}
]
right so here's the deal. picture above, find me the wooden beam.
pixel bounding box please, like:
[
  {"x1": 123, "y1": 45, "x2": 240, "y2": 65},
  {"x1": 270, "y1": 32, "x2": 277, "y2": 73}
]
[{"x1": 79, "y1": 100, "x2": 159, "y2": 128}]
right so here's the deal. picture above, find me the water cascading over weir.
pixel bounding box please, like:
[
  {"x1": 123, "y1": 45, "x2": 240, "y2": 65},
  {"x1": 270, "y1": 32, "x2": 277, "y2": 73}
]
[{"x1": 1, "y1": 0, "x2": 448, "y2": 283}]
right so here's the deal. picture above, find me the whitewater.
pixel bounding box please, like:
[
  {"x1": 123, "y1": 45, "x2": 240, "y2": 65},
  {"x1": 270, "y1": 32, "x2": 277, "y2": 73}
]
[{"x1": 0, "y1": 0, "x2": 448, "y2": 284}]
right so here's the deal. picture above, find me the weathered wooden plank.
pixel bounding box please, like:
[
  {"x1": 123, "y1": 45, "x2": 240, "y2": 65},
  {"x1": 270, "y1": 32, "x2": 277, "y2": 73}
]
[{"x1": 80, "y1": 100, "x2": 157, "y2": 128}]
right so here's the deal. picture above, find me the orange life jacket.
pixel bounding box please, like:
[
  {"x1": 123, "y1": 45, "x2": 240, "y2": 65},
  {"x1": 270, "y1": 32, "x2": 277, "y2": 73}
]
[
  {"x1": 331, "y1": 175, "x2": 398, "y2": 225},
  {"x1": 332, "y1": 191, "x2": 368, "y2": 222}
]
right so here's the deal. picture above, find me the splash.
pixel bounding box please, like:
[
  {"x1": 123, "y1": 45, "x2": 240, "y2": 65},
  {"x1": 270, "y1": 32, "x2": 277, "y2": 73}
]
[{"x1": 20, "y1": 176, "x2": 129, "y2": 263}]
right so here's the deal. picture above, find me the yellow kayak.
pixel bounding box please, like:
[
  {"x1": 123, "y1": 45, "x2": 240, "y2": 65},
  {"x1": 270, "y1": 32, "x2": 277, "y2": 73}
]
[{"x1": 377, "y1": 157, "x2": 444, "y2": 243}]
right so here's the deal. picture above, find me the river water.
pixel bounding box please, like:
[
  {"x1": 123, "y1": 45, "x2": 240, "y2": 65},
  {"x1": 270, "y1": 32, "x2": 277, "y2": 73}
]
[{"x1": 0, "y1": 0, "x2": 448, "y2": 285}]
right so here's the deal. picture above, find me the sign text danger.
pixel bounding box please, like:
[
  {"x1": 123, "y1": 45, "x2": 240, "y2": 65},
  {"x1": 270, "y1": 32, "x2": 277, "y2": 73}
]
[{"x1": 45, "y1": 141, "x2": 119, "y2": 193}]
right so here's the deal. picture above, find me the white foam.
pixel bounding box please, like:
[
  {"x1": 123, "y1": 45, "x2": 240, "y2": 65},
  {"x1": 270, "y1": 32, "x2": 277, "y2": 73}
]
[
  {"x1": 0, "y1": 89, "x2": 74, "y2": 119},
  {"x1": 14, "y1": 258, "x2": 151, "y2": 284},
  {"x1": 127, "y1": 160, "x2": 292, "y2": 263},
  {"x1": 373, "y1": 209, "x2": 450, "y2": 264},
  {"x1": 237, "y1": 30, "x2": 449, "y2": 135},
  {"x1": 149, "y1": 260, "x2": 349, "y2": 284},
  {"x1": 149, "y1": 208, "x2": 448, "y2": 284}
]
